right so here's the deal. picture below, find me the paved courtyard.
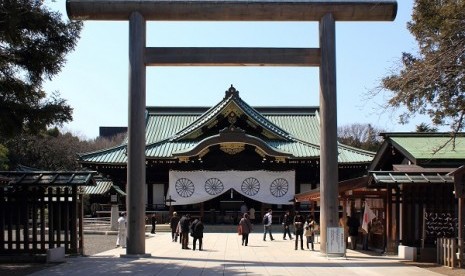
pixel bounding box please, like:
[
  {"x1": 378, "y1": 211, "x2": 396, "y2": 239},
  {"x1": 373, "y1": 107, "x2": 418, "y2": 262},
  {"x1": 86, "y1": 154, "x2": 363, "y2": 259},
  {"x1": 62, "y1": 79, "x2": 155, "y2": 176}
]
[{"x1": 28, "y1": 232, "x2": 447, "y2": 276}]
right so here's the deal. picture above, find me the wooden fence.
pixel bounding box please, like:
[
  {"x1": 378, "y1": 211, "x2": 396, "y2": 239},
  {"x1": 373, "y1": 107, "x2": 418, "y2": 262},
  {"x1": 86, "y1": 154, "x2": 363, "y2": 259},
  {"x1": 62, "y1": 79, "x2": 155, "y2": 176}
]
[
  {"x1": 437, "y1": 237, "x2": 461, "y2": 268},
  {"x1": 0, "y1": 186, "x2": 84, "y2": 255}
]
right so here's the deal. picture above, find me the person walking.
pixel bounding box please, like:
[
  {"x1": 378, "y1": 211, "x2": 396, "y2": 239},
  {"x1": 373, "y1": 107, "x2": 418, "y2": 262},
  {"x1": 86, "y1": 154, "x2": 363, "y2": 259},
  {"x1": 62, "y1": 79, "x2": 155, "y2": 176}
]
[
  {"x1": 239, "y1": 213, "x2": 253, "y2": 246},
  {"x1": 282, "y1": 210, "x2": 293, "y2": 240},
  {"x1": 116, "y1": 212, "x2": 127, "y2": 248},
  {"x1": 293, "y1": 211, "x2": 305, "y2": 250},
  {"x1": 176, "y1": 220, "x2": 182, "y2": 244},
  {"x1": 150, "y1": 213, "x2": 157, "y2": 234},
  {"x1": 190, "y1": 217, "x2": 204, "y2": 251},
  {"x1": 263, "y1": 209, "x2": 274, "y2": 241},
  {"x1": 170, "y1": 212, "x2": 180, "y2": 242},
  {"x1": 304, "y1": 216, "x2": 315, "y2": 250}
]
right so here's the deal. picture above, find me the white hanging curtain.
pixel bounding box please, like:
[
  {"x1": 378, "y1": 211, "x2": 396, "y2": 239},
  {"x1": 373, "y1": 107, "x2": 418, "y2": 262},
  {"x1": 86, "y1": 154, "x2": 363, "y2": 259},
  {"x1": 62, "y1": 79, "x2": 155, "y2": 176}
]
[{"x1": 168, "y1": 170, "x2": 295, "y2": 205}]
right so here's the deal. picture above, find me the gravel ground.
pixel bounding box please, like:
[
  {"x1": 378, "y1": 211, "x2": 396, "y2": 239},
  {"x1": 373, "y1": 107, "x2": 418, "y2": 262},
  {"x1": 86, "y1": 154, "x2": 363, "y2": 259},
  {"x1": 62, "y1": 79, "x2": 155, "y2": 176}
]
[
  {"x1": 0, "y1": 234, "x2": 118, "y2": 275},
  {"x1": 1, "y1": 234, "x2": 464, "y2": 275},
  {"x1": 82, "y1": 234, "x2": 118, "y2": 256}
]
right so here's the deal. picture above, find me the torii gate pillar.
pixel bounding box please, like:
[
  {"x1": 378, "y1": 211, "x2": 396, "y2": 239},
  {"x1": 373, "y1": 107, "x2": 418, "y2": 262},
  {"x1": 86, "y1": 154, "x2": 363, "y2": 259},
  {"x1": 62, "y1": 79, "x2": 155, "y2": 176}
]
[{"x1": 67, "y1": 0, "x2": 397, "y2": 255}]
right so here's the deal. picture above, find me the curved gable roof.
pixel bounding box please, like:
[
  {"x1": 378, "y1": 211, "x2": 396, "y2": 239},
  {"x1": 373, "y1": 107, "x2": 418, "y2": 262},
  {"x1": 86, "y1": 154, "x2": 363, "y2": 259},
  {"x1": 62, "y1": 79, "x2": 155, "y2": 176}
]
[
  {"x1": 170, "y1": 86, "x2": 291, "y2": 142},
  {"x1": 80, "y1": 86, "x2": 375, "y2": 165}
]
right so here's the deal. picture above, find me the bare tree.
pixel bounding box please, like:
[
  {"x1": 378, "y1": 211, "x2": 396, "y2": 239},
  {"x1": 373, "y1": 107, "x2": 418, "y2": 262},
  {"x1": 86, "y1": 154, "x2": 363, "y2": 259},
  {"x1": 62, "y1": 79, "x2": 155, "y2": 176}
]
[
  {"x1": 338, "y1": 123, "x2": 385, "y2": 152},
  {"x1": 5, "y1": 130, "x2": 126, "y2": 170}
]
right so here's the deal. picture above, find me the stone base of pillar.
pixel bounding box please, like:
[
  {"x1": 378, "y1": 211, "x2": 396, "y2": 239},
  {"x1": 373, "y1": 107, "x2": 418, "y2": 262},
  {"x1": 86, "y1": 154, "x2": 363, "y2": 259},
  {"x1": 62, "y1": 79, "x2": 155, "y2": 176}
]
[{"x1": 120, "y1": 253, "x2": 152, "y2": 258}]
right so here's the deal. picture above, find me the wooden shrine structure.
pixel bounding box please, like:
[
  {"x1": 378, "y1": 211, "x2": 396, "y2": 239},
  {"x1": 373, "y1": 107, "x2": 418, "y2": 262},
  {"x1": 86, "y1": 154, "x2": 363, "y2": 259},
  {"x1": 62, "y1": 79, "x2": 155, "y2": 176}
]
[{"x1": 0, "y1": 171, "x2": 97, "y2": 256}]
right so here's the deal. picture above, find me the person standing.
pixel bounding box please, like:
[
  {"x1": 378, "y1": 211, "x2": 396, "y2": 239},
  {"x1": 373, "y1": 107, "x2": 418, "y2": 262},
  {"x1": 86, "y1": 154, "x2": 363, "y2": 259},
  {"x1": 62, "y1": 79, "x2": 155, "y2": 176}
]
[
  {"x1": 170, "y1": 212, "x2": 180, "y2": 242},
  {"x1": 263, "y1": 209, "x2": 274, "y2": 241},
  {"x1": 116, "y1": 212, "x2": 127, "y2": 248},
  {"x1": 239, "y1": 213, "x2": 253, "y2": 246},
  {"x1": 179, "y1": 214, "x2": 191, "y2": 249},
  {"x1": 347, "y1": 215, "x2": 360, "y2": 250},
  {"x1": 190, "y1": 217, "x2": 204, "y2": 251},
  {"x1": 304, "y1": 216, "x2": 315, "y2": 250},
  {"x1": 151, "y1": 213, "x2": 157, "y2": 234},
  {"x1": 249, "y1": 206, "x2": 256, "y2": 223},
  {"x1": 339, "y1": 213, "x2": 349, "y2": 248},
  {"x1": 293, "y1": 211, "x2": 305, "y2": 250},
  {"x1": 240, "y1": 203, "x2": 248, "y2": 215},
  {"x1": 282, "y1": 210, "x2": 293, "y2": 240}
]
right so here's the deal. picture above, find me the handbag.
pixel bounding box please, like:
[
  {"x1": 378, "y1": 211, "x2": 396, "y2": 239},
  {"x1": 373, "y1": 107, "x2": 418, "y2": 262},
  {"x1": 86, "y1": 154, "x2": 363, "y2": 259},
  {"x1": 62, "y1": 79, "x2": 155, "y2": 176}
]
[{"x1": 237, "y1": 225, "x2": 243, "y2": 235}]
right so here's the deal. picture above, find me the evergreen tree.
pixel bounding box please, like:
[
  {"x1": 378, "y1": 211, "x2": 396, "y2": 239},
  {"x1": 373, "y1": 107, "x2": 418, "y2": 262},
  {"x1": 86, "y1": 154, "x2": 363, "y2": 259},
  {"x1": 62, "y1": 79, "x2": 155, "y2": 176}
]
[
  {"x1": 0, "y1": 0, "x2": 82, "y2": 137},
  {"x1": 376, "y1": 0, "x2": 465, "y2": 132},
  {"x1": 415, "y1": 123, "x2": 438, "y2": 133}
]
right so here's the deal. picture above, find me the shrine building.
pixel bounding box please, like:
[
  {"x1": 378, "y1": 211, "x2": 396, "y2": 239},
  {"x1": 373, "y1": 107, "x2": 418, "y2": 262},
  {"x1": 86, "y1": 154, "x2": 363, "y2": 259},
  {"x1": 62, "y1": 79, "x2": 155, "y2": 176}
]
[{"x1": 79, "y1": 86, "x2": 374, "y2": 222}]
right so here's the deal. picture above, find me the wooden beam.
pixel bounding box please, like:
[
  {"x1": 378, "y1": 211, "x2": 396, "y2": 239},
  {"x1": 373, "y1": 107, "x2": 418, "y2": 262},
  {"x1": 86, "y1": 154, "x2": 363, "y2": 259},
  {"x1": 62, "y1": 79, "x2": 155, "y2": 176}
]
[
  {"x1": 67, "y1": 0, "x2": 397, "y2": 22},
  {"x1": 145, "y1": 47, "x2": 320, "y2": 66}
]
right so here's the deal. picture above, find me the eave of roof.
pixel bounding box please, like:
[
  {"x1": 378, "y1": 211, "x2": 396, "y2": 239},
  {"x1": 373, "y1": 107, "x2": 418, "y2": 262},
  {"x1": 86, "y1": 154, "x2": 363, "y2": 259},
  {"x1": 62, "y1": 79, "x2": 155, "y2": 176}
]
[
  {"x1": 295, "y1": 176, "x2": 369, "y2": 202},
  {"x1": 368, "y1": 171, "x2": 454, "y2": 187},
  {"x1": 0, "y1": 171, "x2": 98, "y2": 186}
]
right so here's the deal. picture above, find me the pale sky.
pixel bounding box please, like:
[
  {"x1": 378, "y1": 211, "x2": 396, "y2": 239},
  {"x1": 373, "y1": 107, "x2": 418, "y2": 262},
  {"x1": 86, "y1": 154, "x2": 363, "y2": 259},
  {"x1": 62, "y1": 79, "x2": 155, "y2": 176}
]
[{"x1": 43, "y1": 0, "x2": 432, "y2": 140}]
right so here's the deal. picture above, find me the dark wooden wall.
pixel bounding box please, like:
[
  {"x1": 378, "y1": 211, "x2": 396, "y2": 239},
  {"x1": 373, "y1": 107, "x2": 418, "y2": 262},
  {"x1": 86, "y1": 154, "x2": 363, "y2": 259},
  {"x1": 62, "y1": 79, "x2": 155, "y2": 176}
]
[{"x1": 0, "y1": 186, "x2": 83, "y2": 255}]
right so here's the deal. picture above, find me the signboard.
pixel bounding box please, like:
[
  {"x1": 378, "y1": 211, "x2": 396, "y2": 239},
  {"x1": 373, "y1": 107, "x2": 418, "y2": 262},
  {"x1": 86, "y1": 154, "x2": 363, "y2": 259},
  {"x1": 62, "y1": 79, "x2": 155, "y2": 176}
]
[
  {"x1": 326, "y1": 227, "x2": 345, "y2": 255},
  {"x1": 111, "y1": 194, "x2": 118, "y2": 203}
]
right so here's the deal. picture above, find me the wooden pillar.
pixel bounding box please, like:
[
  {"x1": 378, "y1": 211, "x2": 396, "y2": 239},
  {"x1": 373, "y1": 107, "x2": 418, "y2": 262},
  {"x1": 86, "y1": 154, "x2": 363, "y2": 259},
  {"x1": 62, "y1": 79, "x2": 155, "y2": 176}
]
[
  {"x1": 459, "y1": 197, "x2": 464, "y2": 268},
  {"x1": 77, "y1": 189, "x2": 84, "y2": 254},
  {"x1": 395, "y1": 186, "x2": 401, "y2": 246},
  {"x1": 319, "y1": 12, "x2": 338, "y2": 254},
  {"x1": 126, "y1": 11, "x2": 147, "y2": 256},
  {"x1": 385, "y1": 185, "x2": 391, "y2": 252}
]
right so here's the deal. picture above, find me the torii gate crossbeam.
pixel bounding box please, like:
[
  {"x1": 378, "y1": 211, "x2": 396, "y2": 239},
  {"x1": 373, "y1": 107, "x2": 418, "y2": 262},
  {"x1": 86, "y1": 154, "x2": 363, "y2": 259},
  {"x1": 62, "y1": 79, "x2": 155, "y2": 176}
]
[{"x1": 67, "y1": 0, "x2": 397, "y2": 256}]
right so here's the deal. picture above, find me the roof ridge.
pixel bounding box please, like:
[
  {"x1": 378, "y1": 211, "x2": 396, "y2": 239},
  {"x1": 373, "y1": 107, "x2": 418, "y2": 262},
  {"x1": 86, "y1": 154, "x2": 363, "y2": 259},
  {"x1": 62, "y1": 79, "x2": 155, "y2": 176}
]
[{"x1": 169, "y1": 85, "x2": 292, "y2": 142}]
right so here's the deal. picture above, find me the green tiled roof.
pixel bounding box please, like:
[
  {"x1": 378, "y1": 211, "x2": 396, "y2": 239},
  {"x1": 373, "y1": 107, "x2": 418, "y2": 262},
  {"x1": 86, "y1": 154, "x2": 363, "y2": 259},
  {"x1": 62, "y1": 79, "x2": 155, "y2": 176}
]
[
  {"x1": 83, "y1": 180, "x2": 126, "y2": 195},
  {"x1": 0, "y1": 171, "x2": 97, "y2": 186},
  {"x1": 83, "y1": 180, "x2": 113, "y2": 194},
  {"x1": 80, "y1": 89, "x2": 374, "y2": 164},
  {"x1": 390, "y1": 134, "x2": 465, "y2": 160}
]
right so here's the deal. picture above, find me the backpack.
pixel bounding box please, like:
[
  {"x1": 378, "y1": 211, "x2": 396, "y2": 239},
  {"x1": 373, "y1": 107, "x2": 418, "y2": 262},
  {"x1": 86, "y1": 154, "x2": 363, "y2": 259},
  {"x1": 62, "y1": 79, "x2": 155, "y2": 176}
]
[{"x1": 263, "y1": 214, "x2": 269, "y2": 225}]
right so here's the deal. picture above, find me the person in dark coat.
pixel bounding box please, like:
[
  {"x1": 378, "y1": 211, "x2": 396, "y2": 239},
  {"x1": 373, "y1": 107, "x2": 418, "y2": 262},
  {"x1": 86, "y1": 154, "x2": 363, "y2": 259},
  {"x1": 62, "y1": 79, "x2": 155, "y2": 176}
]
[
  {"x1": 169, "y1": 212, "x2": 180, "y2": 242},
  {"x1": 282, "y1": 210, "x2": 293, "y2": 240},
  {"x1": 190, "y1": 217, "x2": 204, "y2": 251},
  {"x1": 179, "y1": 214, "x2": 191, "y2": 249},
  {"x1": 239, "y1": 213, "x2": 253, "y2": 246},
  {"x1": 151, "y1": 213, "x2": 157, "y2": 234},
  {"x1": 293, "y1": 211, "x2": 305, "y2": 250},
  {"x1": 347, "y1": 215, "x2": 360, "y2": 250}
]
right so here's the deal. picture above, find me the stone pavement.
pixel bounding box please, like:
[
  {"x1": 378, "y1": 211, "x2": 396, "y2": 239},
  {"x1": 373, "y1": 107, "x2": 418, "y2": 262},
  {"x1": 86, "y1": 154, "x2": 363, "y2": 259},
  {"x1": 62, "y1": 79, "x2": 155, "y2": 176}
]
[{"x1": 30, "y1": 232, "x2": 443, "y2": 276}]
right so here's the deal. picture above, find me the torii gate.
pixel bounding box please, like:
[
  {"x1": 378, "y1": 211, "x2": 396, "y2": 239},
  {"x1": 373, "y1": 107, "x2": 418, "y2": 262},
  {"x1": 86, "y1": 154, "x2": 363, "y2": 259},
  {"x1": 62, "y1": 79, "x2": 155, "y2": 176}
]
[{"x1": 67, "y1": 0, "x2": 397, "y2": 256}]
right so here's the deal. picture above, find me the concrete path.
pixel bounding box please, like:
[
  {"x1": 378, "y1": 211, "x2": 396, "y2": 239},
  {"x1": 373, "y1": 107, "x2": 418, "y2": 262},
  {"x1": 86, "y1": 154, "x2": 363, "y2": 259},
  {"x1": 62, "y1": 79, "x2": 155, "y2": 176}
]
[{"x1": 31, "y1": 232, "x2": 442, "y2": 276}]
